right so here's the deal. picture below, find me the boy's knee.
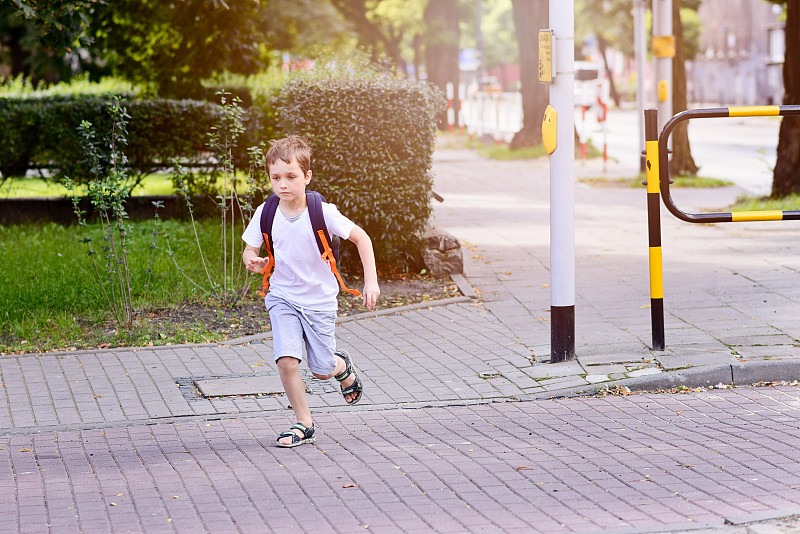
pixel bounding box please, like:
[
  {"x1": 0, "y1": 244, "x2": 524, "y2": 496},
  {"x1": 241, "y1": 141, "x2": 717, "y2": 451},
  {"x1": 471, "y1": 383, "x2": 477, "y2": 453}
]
[{"x1": 276, "y1": 356, "x2": 300, "y2": 372}]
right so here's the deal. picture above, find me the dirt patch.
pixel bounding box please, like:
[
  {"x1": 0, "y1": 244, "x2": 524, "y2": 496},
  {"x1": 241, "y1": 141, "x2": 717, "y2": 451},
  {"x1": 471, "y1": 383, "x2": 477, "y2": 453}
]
[{"x1": 138, "y1": 273, "x2": 463, "y2": 342}]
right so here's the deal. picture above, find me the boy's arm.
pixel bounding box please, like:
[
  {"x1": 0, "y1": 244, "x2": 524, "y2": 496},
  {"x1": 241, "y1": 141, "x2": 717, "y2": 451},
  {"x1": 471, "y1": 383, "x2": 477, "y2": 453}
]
[
  {"x1": 242, "y1": 244, "x2": 267, "y2": 273},
  {"x1": 348, "y1": 225, "x2": 380, "y2": 311}
]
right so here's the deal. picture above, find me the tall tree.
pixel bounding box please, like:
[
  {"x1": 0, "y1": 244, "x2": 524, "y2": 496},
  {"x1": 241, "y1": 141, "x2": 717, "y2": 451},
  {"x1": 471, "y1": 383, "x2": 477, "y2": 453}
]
[
  {"x1": 509, "y1": 0, "x2": 548, "y2": 149},
  {"x1": 86, "y1": 0, "x2": 265, "y2": 97},
  {"x1": 574, "y1": 0, "x2": 632, "y2": 107},
  {"x1": 7, "y1": 0, "x2": 96, "y2": 51},
  {"x1": 328, "y1": 0, "x2": 426, "y2": 75},
  {"x1": 482, "y1": 0, "x2": 518, "y2": 87},
  {"x1": 424, "y1": 0, "x2": 460, "y2": 130},
  {"x1": 770, "y1": 0, "x2": 800, "y2": 197},
  {"x1": 670, "y1": 0, "x2": 699, "y2": 176},
  {"x1": 1, "y1": 0, "x2": 97, "y2": 82}
]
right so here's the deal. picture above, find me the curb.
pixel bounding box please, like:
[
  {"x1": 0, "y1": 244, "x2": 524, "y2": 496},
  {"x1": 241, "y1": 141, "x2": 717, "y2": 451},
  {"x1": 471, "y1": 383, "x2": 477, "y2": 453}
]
[
  {"x1": 224, "y1": 272, "x2": 478, "y2": 345},
  {"x1": 531, "y1": 360, "x2": 800, "y2": 400}
]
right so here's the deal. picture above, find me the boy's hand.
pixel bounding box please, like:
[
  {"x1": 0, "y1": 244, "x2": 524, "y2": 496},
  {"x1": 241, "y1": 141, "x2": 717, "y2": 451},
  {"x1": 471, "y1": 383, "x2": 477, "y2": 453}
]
[
  {"x1": 245, "y1": 256, "x2": 268, "y2": 274},
  {"x1": 362, "y1": 281, "x2": 380, "y2": 312}
]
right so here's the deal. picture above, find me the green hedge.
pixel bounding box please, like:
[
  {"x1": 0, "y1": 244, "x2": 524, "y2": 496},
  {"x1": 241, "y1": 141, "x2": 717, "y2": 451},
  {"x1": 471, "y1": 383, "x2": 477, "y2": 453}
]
[
  {"x1": 0, "y1": 96, "x2": 220, "y2": 181},
  {"x1": 273, "y1": 77, "x2": 445, "y2": 271},
  {"x1": 0, "y1": 75, "x2": 445, "y2": 271}
]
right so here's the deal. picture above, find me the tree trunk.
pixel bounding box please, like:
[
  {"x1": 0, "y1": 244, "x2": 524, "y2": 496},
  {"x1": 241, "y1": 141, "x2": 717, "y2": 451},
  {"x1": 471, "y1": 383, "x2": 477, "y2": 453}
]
[
  {"x1": 424, "y1": 0, "x2": 460, "y2": 131},
  {"x1": 4, "y1": 24, "x2": 30, "y2": 77},
  {"x1": 509, "y1": 0, "x2": 548, "y2": 148},
  {"x1": 670, "y1": 0, "x2": 699, "y2": 176},
  {"x1": 772, "y1": 0, "x2": 800, "y2": 197},
  {"x1": 597, "y1": 35, "x2": 621, "y2": 107}
]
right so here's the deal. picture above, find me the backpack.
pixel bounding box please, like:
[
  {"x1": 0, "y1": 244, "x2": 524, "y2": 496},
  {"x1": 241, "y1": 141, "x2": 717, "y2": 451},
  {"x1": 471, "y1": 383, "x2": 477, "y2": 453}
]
[{"x1": 257, "y1": 191, "x2": 360, "y2": 298}]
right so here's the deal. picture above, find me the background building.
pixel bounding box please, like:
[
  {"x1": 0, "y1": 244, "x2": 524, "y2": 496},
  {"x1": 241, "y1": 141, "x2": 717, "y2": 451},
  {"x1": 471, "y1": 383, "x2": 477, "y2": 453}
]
[{"x1": 689, "y1": 0, "x2": 785, "y2": 106}]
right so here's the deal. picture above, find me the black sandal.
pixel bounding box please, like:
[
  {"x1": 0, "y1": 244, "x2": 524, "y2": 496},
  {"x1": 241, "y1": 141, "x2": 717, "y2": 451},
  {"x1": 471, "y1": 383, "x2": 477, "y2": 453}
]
[
  {"x1": 276, "y1": 422, "x2": 316, "y2": 448},
  {"x1": 334, "y1": 350, "x2": 363, "y2": 405}
]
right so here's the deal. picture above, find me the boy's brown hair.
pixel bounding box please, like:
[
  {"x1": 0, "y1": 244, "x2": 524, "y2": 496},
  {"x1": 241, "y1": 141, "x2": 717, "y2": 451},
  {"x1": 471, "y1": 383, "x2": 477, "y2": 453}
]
[{"x1": 266, "y1": 135, "x2": 311, "y2": 176}]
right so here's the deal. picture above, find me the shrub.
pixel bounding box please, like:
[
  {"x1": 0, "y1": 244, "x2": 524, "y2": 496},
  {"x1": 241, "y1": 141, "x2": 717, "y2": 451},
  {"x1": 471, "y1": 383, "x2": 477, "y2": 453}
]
[
  {"x1": 0, "y1": 96, "x2": 219, "y2": 183},
  {"x1": 273, "y1": 75, "x2": 445, "y2": 271}
]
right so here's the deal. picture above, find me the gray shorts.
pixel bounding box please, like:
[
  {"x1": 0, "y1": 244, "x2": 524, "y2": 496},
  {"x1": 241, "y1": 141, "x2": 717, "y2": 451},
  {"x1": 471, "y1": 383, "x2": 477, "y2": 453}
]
[{"x1": 265, "y1": 293, "x2": 337, "y2": 375}]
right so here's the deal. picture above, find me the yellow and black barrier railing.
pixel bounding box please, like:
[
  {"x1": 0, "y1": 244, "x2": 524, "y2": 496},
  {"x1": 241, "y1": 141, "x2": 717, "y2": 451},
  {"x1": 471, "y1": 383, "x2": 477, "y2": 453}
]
[
  {"x1": 645, "y1": 105, "x2": 800, "y2": 351},
  {"x1": 658, "y1": 106, "x2": 800, "y2": 224}
]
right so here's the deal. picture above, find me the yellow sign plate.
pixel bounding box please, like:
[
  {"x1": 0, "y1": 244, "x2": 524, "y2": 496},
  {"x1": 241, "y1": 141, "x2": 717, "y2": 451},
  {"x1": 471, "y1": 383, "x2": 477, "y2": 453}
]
[
  {"x1": 653, "y1": 35, "x2": 675, "y2": 58},
  {"x1": 538, "y1": 30, "x2": 553, "y2": 84}
]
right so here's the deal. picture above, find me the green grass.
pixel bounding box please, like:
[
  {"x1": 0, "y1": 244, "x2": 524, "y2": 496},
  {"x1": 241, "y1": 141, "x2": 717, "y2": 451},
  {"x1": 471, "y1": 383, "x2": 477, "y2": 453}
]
[
  {"x1": 478, "y1": 143, "x2": 549, "y2": 160},
  {"x1": 730, "y1": 193, "x2": 800, "y2": 212},
  {"x1": 0, "y1": 219, "x2": 260, "y2": 353},
  {"x1": 0, "y1": 173, "x2": 253, "y2": 198},
  {"x1": 580, "y1": 174, "x2": 734, "y2": 189},
  {"x1": 436, "y1": 131, "x2": 598, "y2": 160}
]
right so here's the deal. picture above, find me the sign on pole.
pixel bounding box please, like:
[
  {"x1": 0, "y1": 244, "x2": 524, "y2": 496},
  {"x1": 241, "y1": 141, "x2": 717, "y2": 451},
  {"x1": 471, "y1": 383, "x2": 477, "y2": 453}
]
[{"x1": 538, "y1": 30, "x2": 554, "y2": 84}]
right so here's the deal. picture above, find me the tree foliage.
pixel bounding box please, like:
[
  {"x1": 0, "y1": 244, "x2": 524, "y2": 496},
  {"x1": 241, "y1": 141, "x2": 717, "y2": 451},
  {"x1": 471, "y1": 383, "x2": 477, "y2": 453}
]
[
  {"x1": 482, "y1": 0, "x2": 518, "y2": 73},
  {"x1": 0, "y1": 0, "x2": 97, "y2": 82},
  {"x1": 84, "y1": 0, "x2": 265, "y2": 97},
  {"x1": 6, "y1": 0, "x2": 96, "y2": 51},
  {"x1": 327, "y1": 0, "x2": 428, "y2": 75}
]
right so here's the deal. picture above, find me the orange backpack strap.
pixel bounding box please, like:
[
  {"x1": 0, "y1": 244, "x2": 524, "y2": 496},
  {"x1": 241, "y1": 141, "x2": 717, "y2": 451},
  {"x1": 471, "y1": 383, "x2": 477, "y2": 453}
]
[
  {"x1": 258, "y1": 232, "x2": 276, "y2": 297},
  {"x1": 316, "y1": 230, "x2": 361, "y2": 297}
]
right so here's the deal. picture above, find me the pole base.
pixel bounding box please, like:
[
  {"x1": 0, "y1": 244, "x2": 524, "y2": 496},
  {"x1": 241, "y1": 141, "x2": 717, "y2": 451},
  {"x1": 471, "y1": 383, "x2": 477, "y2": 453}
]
[
  {"x1": 651, "y1": 298, "x2": 665, "y2": 351},
  {"x1": 551, "y1": 305, "x2": 575, "y2": 363}
]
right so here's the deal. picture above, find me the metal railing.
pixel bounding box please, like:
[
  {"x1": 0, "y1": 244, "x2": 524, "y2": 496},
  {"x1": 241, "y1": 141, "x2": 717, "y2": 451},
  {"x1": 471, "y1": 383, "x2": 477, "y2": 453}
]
[{"x1": 644, "y1": 105, "x2": 800, "y2": 351}]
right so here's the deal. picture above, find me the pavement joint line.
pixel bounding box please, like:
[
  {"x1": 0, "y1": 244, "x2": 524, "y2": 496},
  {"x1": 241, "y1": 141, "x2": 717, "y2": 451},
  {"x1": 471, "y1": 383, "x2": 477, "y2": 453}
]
[{"x1": 0, "y1": 394, "x2": 531, "y2": 436}]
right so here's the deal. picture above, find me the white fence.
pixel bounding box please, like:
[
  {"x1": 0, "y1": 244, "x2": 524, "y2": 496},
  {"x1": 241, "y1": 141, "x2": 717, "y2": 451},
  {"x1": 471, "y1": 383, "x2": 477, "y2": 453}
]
[{"x1": 459, "y1": 91, "x2": 523, "y2": 142}]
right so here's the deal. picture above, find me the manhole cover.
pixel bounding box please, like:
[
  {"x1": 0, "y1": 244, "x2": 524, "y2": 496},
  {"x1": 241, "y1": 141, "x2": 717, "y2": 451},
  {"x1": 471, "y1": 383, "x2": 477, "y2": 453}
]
[{"x1": 195, "y1": 376, "x2": 286, "y2": 397}]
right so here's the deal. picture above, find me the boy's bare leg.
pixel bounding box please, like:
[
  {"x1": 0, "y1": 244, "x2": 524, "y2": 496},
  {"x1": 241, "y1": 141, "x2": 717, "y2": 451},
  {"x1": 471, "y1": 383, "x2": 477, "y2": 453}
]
[
  {"x1": 276, "y1": 357, "x2": 313, "y2": 444},
  {"x1": 313, "y1": 355, "x2": 357, "y2": 403}
]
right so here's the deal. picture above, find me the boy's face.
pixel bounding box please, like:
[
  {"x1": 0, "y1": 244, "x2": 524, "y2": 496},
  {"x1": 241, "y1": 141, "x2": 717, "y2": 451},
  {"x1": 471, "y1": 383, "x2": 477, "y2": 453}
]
[{"x1": 269, "y1": 158, "x2": 311, "y2": 203}]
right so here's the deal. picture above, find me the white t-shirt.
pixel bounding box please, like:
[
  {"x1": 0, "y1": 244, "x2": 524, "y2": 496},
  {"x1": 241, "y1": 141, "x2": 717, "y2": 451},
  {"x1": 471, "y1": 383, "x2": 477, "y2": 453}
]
[{"x1": 242, "y1": 201, "x2": 356, "y2": 311}]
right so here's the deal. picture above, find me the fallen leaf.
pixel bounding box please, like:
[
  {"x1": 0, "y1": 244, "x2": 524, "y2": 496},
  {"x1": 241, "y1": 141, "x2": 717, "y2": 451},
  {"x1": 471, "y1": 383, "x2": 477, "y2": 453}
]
[
  {"x1": 109, "y1": 503, "x2": 117, "y2": 507},
  {"x1": 515, "y1": 466, "x2": 532, "y2": 471},
  {"x1": 342, "y1": 483, "x2": 358, "y2": 488},
  {"x1": 18, "y1": 448, "x2": 32, "y2": 452}
]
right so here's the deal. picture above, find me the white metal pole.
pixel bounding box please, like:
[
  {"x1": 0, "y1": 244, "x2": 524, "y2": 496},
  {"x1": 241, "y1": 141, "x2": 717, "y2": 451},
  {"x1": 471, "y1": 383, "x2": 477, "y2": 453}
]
[
  {"x1": 549, "y1": 0, "x2": 575, "y2": 362},
  {"x1": 634, "y1": 0, "x2": 647, "y2": 172},
  {"x1": 652, "y1": 0, "x2": 673, "y2": 133}
]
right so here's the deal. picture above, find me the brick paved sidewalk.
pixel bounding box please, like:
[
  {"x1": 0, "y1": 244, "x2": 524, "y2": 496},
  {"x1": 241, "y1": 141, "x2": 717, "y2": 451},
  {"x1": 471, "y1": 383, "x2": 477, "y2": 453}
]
[{"x1": 2, "y1": 387, "x2": 800, "y2": 533}]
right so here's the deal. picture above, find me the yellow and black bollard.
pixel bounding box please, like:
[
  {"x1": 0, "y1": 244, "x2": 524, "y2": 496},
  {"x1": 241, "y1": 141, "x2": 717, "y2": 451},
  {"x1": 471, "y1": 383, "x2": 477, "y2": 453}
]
[{"x1": 644, "y1": 108, "x2": 665, "y2": 351}]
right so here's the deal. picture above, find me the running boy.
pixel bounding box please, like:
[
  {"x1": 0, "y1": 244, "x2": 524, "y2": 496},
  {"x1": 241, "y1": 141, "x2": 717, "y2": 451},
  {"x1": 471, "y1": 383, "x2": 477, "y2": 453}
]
[{"x1": 242, "y1": 135, "x2": 380, "y2": 448}]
